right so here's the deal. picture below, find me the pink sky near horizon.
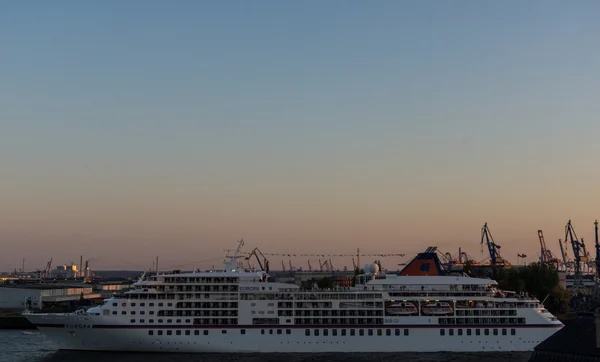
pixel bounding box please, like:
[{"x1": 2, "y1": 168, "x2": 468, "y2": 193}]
[{"x1": 2, "y1": 2, "x2": 600, "y2": 273}]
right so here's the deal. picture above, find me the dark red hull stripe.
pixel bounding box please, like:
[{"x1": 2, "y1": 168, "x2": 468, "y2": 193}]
[{"x1": 34, "y1": 323, "x2": 562, "y2": 329}]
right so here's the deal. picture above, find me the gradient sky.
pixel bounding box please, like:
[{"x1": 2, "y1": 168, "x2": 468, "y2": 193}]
[{"x1": 1, "y1": 1, "x2": 600, "y2": 272}]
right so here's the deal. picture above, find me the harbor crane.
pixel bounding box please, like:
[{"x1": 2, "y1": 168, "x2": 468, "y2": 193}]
[
  {"x1": 595, "y1": 220, "x2": 600, "y2": 278},
  {"x1": 565, "y1": 220, "x2": 588, "y2": 288},
  {"x1": 44, "y1": 258, "x2": 53, "y2": 279},
  {"x1": 245, "y1": 247, "x2": 270, "y2": 274},
  {"x1": 480, "y1": 222, "x2": 505, "y2": 267},
  {"x1": 538, "y1": 230, "x2": 560, "y2": 267}
]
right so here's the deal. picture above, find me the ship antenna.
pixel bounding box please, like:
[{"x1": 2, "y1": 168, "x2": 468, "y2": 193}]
[{"x1": 224, "y1": 238, "x2": 245, "y2": 271}]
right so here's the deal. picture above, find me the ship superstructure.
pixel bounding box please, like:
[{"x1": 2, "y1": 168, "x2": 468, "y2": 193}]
[{"x1": 25, "y1": 243, "x2": 563, "y2": 353}]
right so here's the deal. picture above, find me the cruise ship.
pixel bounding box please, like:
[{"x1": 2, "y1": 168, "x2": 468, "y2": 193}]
[{"x1": 24, "y1": 242, "x2": 563, "y2": 353}]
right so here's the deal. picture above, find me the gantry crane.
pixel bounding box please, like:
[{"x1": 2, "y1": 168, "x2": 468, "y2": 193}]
[
  {"x1": 538, "y1": 230, "x2": 560, "y2": 267},
  {"x1": 594, "y1": 220, "x2": 600, "y2": 278},
  {"x1": 565, "y1": 220, "x2": 588, "y2": 288},
  {"x1": 481, "y1": 222, "x2": 505, "y2": 267},
  {"x1": 245, "y1": 247, "x2": 270, "y2": 275}
]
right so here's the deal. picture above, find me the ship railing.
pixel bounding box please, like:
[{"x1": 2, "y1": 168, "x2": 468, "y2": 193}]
[{"x1": 387, "y1": 291, "x2": 493, "y2": 298}]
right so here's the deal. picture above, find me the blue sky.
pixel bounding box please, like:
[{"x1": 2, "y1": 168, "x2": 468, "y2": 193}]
[{"x1": 1, "y1": 1, "x2": 600, "y2": 271}]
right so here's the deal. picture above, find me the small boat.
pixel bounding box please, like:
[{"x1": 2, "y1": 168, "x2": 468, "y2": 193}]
[
  {"x1": 421, "y1": 302, "x2": 453, "y2": 315},
  {"x1": 385, "y1": 302, "x2": 418, "y2": 315}
]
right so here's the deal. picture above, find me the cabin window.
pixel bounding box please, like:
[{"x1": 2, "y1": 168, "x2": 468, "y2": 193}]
[
  {"x1": 168, "y1": 303, "x2": 172, "y2": 307},
  {"x1": 269, "y1": 329, "x2": 273, "y2": 335},
  {"x1": 150, "y1": 303, "x2": 154, "y2": 306},
  {"x1": 167, "y1": 330, "x2": 172, "y2": 335},
  {"x1": 404, "y1": 329, "x2": 409, "y2": 336},
  {"x1": 511, "y1": 329, "x2": 516, "y2": 336},
  {"x1": 113, "y1": 303, "x2": 117, "y2": 307},
  {"x1": 122, "y1": 311, "x2": 126, "y2": 315},
  {"x1": 484, "y1": 329, "x2": 489, "y2": 335},
  {"x1": 286, "y1": 329, "x2": 291, "y2": 335},
  {"x1": 332, "y1": 329, "x2": 337, "y2": 336},
  {"x1": 305, "y1": 329, "x2": 310, "y2": 336},
  {"x1": 204, "y1": 330, "x2": 209, "y2": 335},
  {"x1": 131, "y1": 303, "x2": 136, "y2": 307},
  {"x1": 131, "y1": 311, "x2": 136, "y2": 315},
  {"x1": 158, "y1": 330, "x2": 163, "y2": 335},
  {"x1": 440, "y1": 329, "x2": 445, "y2": 336},
  {"x1": 368, "y1": 329, "x2": 373, "y2": 336},
  {"x1": 341, "y1": 329, "x2": 346, "y2": 336},
  {"x1": 222, "y1": 330, "x2": 227, "y2": 334},
  {"x1": 395, "y1": 329, "x2": 400, "y2": 336},
  {"x1": 150, "y1": 311, "x2": 155, "y2": 315},
  {"x1": 458, "y1": 329, "x2": 463, "y2": 336},
  {"x1": 449, "y1": 329, "x2": 454, "y2": 336},
  {"x1": 261, "y1": 329, "x2": 265, "y2": 335},
  {"x1": 130, "y1": 319, "x2": 135, "y2": 323},
  {"x1": 140, "y1": 311, "x2": 145, "y2": 315},
  {"x1": 324, "y1": 329, "x2": 329, "y2": 336},
  {"x1": 185, "y1": 330, "x2": 190, "y2": 335},
  {"x1": 359, "y1": 329, "x2": 364, "y2": 336},
  {"x1": 314, "y1": 329, "x2": 320, "y2": 336},
  {"x1": 241, "y1": 329, "x2": 246, "y2": 335},
  {"x1": 476, "y1": 329, "x2": 481, "y2": 335},
  {"x1": 351, "y1": 329, "x2": 356, "y2": 336},
  {"x1": 386, "y1": 329, "x2": 391, "y2": 336},
  {"x1": 467, "y1": 329, "x2": 471, "y2": 336},
  {"x1": 112, "y1": 311, "x2": 117, "y2": 315},
  {"x1": 140, "y1": 303, "x2": 145, "y2": 307},
  {"x1": 176, "y1": 330, "x2": 181, "y2": 335},
  {"x1": 277, "y1": 329, "x2": 282, "y2": 335},
  {"x1": 140, "y1": 319, "x2": 145, "y2": 323},
  {"x1": 502, "y1": 329, "x2": 507, "y2": 336},
  {"x1": 493, "y1": 329, "x2": 498, "y2": 336},
  {"x1": 195, "y1": 330, "x2": 200, "y2": 335}
]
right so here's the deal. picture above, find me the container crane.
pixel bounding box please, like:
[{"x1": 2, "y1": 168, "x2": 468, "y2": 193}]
[
  {"x1": 44, "y1": 258, "x2": 53, "y2": 279},
  {"x1": 595, "y1": 220, "x2": 600, "y2": 278},
  {"x1": 565, "y1": 220, "x2": 588, "y2": 288},
  {"x1": 538, "y1": 230, "x2": 560, "y2": 267},
  {"x1": 245, "y1": 247, "x2": 270, "y2": 274},
  {"x1": 481, "y1": 222, "x2": 505, "y2": 267}
]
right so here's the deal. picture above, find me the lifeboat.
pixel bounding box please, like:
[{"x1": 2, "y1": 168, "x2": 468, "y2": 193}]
[
  {"x1": 385, "y1": 302, "x2": 418, "y2": 315},
  {"x1": 421, "y1": 302, "x2": 453, "y2": 315}
]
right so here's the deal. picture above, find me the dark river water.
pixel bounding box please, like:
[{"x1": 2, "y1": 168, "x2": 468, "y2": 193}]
[{"x1": 0, "y1": 330, "x2": 532, "y2": 362}]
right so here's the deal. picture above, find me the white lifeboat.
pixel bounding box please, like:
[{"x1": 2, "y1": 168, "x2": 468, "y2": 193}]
[
  {"x1": 385, "y1": 302, "x2": 418, "y2": 315},
  {"x1": 421, "y1": 302, "x2": 453, "y2": 315}
]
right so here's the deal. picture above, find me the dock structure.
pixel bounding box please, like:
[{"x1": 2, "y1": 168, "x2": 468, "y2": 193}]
[{"x1": 529, "y1": 309, "x2": 600, "y2": 362}]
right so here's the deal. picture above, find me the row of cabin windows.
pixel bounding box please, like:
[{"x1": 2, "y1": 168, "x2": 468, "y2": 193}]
[
  {"x1": 146, "y1": 328, "x2": 409, "y2": 337},
  {"x1": 440, "y1": 328, "x2": 516, "y2": 336},
  {"x1": 112, "y1": 310, "x2": 155, "y2": 315},
  {"x1": 439, "y1": 318, "x2": 527, "y2": 325},
  {"x1": 162, "y1": 277, "x2": 239, "y2": 283},
  {"x1": 130, "y1": 319, "x2": 191, "y2": 324},
  {"x1": 307, "y1": 328, "x2": 409, "y2": 337},
  {"x1": 112, "y1": 302, "x2": 172, "y2": 307}
]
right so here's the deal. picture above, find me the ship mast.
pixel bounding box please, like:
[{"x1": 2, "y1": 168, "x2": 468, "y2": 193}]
[{"x1": 224, "y1": 238, "x2": 245, "y2": 271}]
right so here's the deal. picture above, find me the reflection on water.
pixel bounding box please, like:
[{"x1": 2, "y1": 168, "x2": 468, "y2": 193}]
[{"x1": 0, "y1": 330, "x2": 532, "y2": 362}]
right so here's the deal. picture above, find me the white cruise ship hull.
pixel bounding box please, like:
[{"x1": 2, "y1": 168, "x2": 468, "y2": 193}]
[{"x1": 28, "y1": 314, "x2": 561, "y2": 353}]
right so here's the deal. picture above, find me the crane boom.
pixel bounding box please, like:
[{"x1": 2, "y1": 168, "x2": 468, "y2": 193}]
[
  {"x1": 481, "y1": 222, "x2": 503, "y2": 266},
  {"x1": 595, "y1": 220, "x2": 600, "y2": 277},
  {"x1": 565, "y1": 220, "x2": 588, "y2": 288}
]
